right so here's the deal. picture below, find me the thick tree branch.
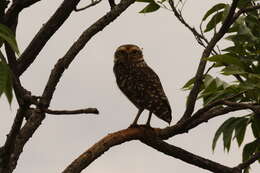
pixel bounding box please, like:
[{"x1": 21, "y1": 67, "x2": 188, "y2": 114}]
[
  {"x1": 141, "y1": 138, "x2": 234, "y2": 173},
  {"x1": 180, "y1": 0, "x2": 240, "y2": 122},
  {"x1": 4, "y1": 0, "x2": 41, "y2": 29},
  {"x1": 64, "y1": 126, "x2": 236, "y2": 173},
  {"x1": 16, "y1": 0, "x2": 81, "y2": 76},
  {"x1": 63, "y1": 127, "x2": 146, "y2": 173},
  {"x1": 0, "y1": 108, "x2": 25, "y2": 173},
  {"x1": 40, "y1": 0, "x2": 136, "y2": 108},
  {"x1": 45, "y1": 108, "x2": 99, "y2": 115}
]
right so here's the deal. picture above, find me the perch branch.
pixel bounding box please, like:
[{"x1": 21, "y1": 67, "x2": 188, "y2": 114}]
[
  {"x1": 45, "y1": 108, "x2": 99, "y2": 115},
  {"x1": 64, "y1": 126, "x2": 235, "y2": 173},
  {"x1": 180, "y1": 0, "x2": 240, "y2": 122},
  {"x1": 63, "y1": 127, "x2": 145, "y2": 173}
]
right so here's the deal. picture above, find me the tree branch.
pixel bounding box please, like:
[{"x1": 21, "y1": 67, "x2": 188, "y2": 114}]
[
  {"x1": 141, "y1": 138, "x2": 234, "y2": 173},
  {"x1": 168, "y1": 0, "x2": 214, "y2": 52},
  {"x1": 45, "y1": 108, "x2": 99, "y2": 115},
  {"x1": 0, "y1": 108, "x2": 25, "y2": 173},
  {"x1": 180, "y1": 0, "x2": 240, "y2": 122},
  {"x1": 4, "y1": 0, "x2": 42, "y2": 29},
  {"x1": 7, "y1": 0, "x2": 136, "y2": 171},
  {"x1": 74, "y1": 0, "x2": 102, "y2": 12},
  {"x1": 64, "y1": 126, "x2": 236, "y2": 173},
  {"x1": 63, "y1": 127, "x2": 145, "y2": 173},
  {"x1": 16, "y1": 0, "x2": 81, "y2": 76},
  {"x1": 39, "y1": 0, "x2": 136, "y2": 108}
]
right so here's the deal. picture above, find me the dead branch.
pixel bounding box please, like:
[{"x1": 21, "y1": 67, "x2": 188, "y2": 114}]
[{"x1": 45, "y1": 108, "x2": 99, "y2": 115}]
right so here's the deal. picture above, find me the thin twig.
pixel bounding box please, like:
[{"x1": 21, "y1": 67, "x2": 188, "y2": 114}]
[
  {"x1": 74, "y1": 0, "x2": 102, "y2": 12},
  {"x1": 45, "y1": 108, "x2": 99, "y2": 115},
  {"x1": 168, "y1": 0, "x2": 219, "y2": 55}
]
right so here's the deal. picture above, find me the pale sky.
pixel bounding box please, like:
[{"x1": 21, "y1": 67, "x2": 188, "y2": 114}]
[{"x1": 0, "y1": 0, "x2": 259, "y2": 172}]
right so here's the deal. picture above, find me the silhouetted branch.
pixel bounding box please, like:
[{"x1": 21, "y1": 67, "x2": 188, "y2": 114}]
[
  {"x1": 180, "y1": 0, "x2": 240, "y2": 122},
  {"x1": 168, "y1": 0, "x2": 211, "y2": 50},
  {"x1": 1, "y1": 108, "x2": 25, "y2": 173},
  {"x1": 16, "y1": 0, "x2": 81, "y2": 76},
  {"x1": 45, "y1": 108, "x2": 99, "y2": 115},
  {"x1": 63, "y1": 127, "x2": 145, "y2": 173},
  {"x1": 7, "y1": 0, "x2": 136, "y2": 171},
  {"x1": 74, "y1": 0, "x2": 102, "y2": 12},
  {"x1": 4, "y1": 0, "x2": 42, "y2": 28},
  {"x1": 64, "y1": 126, "x2": 236, "y2": 173},
  {"x1": 40, "y1": 0, "x2": 136, "y2": 108},
  {"x1": 141, "y1": 138, "x2": 234, "y2": 173},
  {"x1": 108, "y1": 0, "x2": 116, "y2": 9}
]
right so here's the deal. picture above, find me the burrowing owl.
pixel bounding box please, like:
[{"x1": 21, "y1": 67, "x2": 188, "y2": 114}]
[{"x1": 113, "y1": 44, "x2": 172, "y2": 126}]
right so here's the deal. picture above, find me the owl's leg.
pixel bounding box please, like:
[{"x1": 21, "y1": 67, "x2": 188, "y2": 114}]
[
  {"x1": 145, "y1": 111, "x2": 152, "y2": 126},
  {"x1": 130, "y1": 109, "x2": 144, "y2": 127}
]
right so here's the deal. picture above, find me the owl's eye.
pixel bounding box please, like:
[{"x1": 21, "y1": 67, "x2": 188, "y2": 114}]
[
  {"x1": 130, "y1": 49, "x2": 140, "y2": 55},
  {"x1": 116, "y1": 50, "x2": 127, "y2": 56}
]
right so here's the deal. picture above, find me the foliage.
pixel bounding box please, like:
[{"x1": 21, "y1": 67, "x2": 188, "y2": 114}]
[
  {"x1": 183, "y1": 0, "x2": 260, "y2": 171},
  {"x1": 0, "y1": 24, "x2": 19, "y2": 104}
]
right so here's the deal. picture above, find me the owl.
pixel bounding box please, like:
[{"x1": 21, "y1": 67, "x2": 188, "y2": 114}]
[{"x1": 113, "y1": 44, "x2": 172, "y2": 126}]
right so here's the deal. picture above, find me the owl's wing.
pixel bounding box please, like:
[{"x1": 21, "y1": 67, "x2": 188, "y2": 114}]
[{"x1": 132, "y1": 64, "x2": 171, "y2": 109}]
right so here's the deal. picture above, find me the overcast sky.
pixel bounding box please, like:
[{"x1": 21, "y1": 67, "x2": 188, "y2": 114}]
[{"x1": 0, "y1": 0, "x2": 259, "y2": 172}]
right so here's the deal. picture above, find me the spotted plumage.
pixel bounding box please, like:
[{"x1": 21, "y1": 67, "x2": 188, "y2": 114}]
[{"x1": 113, "y1": 44, "x2": 172, "y2": 126}]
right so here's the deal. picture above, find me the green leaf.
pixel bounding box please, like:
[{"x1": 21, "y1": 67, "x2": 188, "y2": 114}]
[
  {"x1": 0, "y1": 24, "x2": 19, "y2": 55},
  {"x1": 212, "y1": 117, "x2": 236, "y2": 151},
  {"x1": 234, "y1": 117, "x2": 249, "y2": 146},
  {"x1": 139, "y1": 2, "x2": 160, "y2": 13},
  {"x1": 0, "y1": 60, "x2": 13, "y2": 105},
  {"x1": 182, "y1": 76, "x2": 195, "y2": 90},
  {"x1": 207, "y1": 54, "x2": 245, "y2": 68},
  {"x1": 202, "y1": 3, "x2": 226, "y2": 21},
  {"x1": 251, "y1": 114, "x2": 260, "y2": 138},
  {"x1": 204, "y1": 11, "x2": 223, "y2": 32},
  {"x1": 243, "y1": 140, "x2": 259, "y2": 162},
  {"x1": 221, "y1": 66, "x2": 246, "y2": 76}
]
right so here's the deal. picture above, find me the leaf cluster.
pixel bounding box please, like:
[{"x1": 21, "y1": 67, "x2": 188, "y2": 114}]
[
  {"x1": 183, "y1": 1, "x2": 260, "y2": 171},
  {"x1": 0, "y1": 24, "x2": 20, "y2": 104}
]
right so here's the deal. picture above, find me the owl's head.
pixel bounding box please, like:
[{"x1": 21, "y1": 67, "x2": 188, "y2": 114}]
[{"x1": 114, "y1": 44, "x2": 143, "y2": 63}]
